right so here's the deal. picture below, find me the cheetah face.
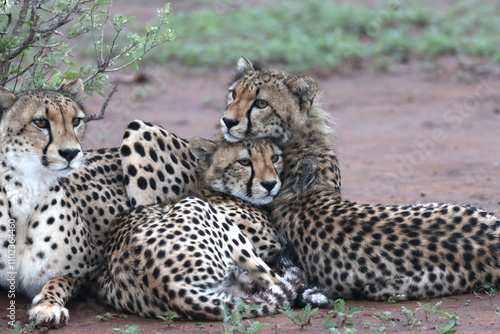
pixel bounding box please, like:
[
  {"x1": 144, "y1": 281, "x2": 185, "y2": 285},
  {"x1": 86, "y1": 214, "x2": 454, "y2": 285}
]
[
  {"x1": 220, "y1": 57, "x2": 318, "y2": 146},
  {"x1": 191, "y1": 138, "x2": 283, "y2": 205},
  {"x1": 0, "y1": 80, "x2": 86, "y2": 183}
]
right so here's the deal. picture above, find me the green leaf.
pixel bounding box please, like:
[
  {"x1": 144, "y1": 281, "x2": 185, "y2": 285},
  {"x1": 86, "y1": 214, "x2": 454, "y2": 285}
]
[{"x1": 65, "y1": 71, "x2": 79, "y2": 79}]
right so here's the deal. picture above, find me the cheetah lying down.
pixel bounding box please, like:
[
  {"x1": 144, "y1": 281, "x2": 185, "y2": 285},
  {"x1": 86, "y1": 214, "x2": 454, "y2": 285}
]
[
  {"x1": 97, "y1": 137, "x2": 330, "y2": 320},
  {"x1": 220, "y1": 57, "x2": 500, "y2": 300},
  {"x1": 0, "y1": 80, "x2": 100, "y2": 327}
]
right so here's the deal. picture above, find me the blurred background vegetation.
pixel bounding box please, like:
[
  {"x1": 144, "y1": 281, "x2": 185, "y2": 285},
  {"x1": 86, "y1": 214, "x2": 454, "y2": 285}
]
[
  {"x1": 1, "y1": 0, "x2": 499, "y2": 94},
  {"x1": 130, "y1": 0, "x2": 500, "y2": 73}
]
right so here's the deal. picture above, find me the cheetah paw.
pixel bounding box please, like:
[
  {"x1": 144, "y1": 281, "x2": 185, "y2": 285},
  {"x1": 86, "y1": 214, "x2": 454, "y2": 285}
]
[
  {"x1": 298, "y1": 286, "x2": 331, "y2": 307},
  {"x1": 28, "y1": 295, "x2": 69, "y2": 328}
]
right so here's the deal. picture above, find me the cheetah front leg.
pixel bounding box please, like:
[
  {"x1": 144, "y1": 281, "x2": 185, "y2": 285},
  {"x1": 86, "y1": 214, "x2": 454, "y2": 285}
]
[{"x1": 27, "y1": 276, "x2": 80, "y2": 328}]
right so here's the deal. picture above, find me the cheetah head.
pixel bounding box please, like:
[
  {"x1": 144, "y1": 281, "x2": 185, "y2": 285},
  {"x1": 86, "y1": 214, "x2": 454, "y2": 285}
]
[
  {"x1": 220, "y1": 57, "x2": 318, "y2": 146},
  {"x1": 190, "y1": 137, "x2": 283, "y2": 205},
  {"x1": 0, "y1": 79, "x2": 86, "y2": 183}
]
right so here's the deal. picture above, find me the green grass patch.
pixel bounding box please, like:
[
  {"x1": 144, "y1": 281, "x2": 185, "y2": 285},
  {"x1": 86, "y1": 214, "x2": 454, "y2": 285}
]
[{"x1": 126, "y1": 0, "x2": 500, "y2": 72}]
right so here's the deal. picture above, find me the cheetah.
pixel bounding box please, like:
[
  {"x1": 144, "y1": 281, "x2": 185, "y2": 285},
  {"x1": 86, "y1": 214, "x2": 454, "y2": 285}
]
[
  {"x1": 0, "y1": 80, "x2": 101, "y2": 326},
  {"x1": 97, "y1": 137, "x2": 329, "y2": 320},
  {"x1": 219, "y1": 57, "x2": 500, "y2": 301}
]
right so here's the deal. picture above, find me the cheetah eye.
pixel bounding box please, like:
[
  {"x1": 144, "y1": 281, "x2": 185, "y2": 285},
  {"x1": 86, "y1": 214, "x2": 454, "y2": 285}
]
[
  {"x1": 33, "y1": 118, "x2": 49, "y2": 129},
  {"x1": 254, "y1": 99, "x2": 268, "y2": 109},
  {"x1": 237, "y1": 158, "x2": 252, "y2": 166},
  {"x1": 227, "y1": 90, "x2": 236, "y2": 105},
  {"x1": 271, "y1": 154, "x2": 281, "y2": 163},
  {"x1": 72, "y1": 117, "x2": 82, "y2": 127}
]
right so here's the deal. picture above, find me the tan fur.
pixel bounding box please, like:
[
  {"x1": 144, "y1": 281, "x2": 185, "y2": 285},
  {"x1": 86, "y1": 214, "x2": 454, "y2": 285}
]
[
  {"x1": 0, "y1": 80, "x2": 85, "y2": 179},
  {"x1": 220, "y1": 58, "x2": 500, "y2": 301},
  {"x1": 191, "y1": 137, "x2": 283, "y2": 205},
  {"x1": 116, "y1": 123, "x2": 285, "y2": 261},
  {"x1": 96, "y1": 138, "x2": 321, "y2": 320},
  {"x1": 0, "y1": 80, "x2": 100, "y2": 328},
  {"x1": 221, "y1": 58, "x2": 341, "y2": 196}
]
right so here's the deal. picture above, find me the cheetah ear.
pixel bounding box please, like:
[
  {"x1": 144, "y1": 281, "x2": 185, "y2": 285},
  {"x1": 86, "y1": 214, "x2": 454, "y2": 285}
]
[
  {"x1": 0, "y1": 86, "x2": 18, "y2": 120},
  {"x1": 190, "y1": 137, "x2": 218, "y2": 165},
  {"x1": 286, "y1": 76, "x2": 318, "y2": 111},
  {"x1": 235, "y1": 57, "x2": 260, "y2": 80},
  {"x1": 60, "y1": 79, "x2": 84, "y2": 99}
]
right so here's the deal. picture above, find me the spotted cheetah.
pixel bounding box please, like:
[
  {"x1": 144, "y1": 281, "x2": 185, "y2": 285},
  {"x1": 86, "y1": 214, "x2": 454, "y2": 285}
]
[
  {"x1": 116, "y1": 121, "x2": 286, "y2": 261},
  {"x1": 0, "y1": 80, "x2": 101, "y2": 327},
  {"x1": 97, "y1": 137, "x2": 329, "y2": 320},
  {"x1": 0, "y1": 86, "x2": 154, "y2": 328},
  {"x1": 220, "y1": 57, "x2": 500, "y2": 300}
]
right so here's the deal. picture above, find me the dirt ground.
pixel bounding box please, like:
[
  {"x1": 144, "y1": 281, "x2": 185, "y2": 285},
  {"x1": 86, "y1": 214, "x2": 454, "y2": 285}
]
[{"x1": 2, "y1": 59, "x2": 500, "y2": 333}]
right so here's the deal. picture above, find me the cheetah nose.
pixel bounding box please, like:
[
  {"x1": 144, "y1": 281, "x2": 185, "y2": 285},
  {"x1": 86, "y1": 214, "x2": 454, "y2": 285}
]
[
  {"x1": 261, "y1": 180, "x2": 278, "y2": 193},
  {"x1": 222, "y1": 117, "x2": 239, "y2": 130},
  {"x1": 59, "y1": 148, "x2": 81, "y2": 162}
]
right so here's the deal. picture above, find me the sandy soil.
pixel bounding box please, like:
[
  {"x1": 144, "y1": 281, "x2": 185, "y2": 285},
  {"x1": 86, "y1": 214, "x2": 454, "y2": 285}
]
[{"x1": 2, "y1": 61, "x2": 499, "y2": 333}]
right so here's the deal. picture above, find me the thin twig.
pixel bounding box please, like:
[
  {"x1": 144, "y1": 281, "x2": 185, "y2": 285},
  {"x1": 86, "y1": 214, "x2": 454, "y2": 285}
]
[
  {"x1": 33, "y1": 17, "x2": 72, "y2": 34},
  {"x1": 12, "y1": 0, "x2": 30, "y2": 37},
  {"x1": 12, "y1": 48, "x2": 25, "y2": 92},
  {"x1": 0, "y1": 13, "x2": 12, "y2": 35},
  {"x1": 89, "y1": 4, "x2": 100, "y2": 67},
  {"x1": 2, "y1": 2, "x2": 38, "y2": 61},
  {"x1": 100, "y1": 0, "x2": 113, "y2": 66},
  {"x1": 105, "y1": 41, "x2": 163, "y2": 72},
  {"x1": 0, "y1": 49, "x2": 40, "y2": 86},
  {"x1": 83, "y1": 84, "x2": 118, "y2": 123}
]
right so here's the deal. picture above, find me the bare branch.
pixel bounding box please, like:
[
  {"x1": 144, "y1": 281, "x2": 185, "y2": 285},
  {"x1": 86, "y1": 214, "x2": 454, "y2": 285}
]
[
  {"x1": 12, "y1": 0, "x2": 30, "y2": 36},
  {"x1": 32, "y1": 17, "x2": 72, "y2": 34},
  {"x1": 83, "y1": 84, "x2": 118, "y2": 123},
  {"x1": 105, "y1": 41, "x2": 166, "y2": 73},
  {"x1": 89, "y1": 0, "x2": 111, "y2": 68},
  {"x1": 89, "y1": 4, "x2": 101, "y2": 67},
  {"x1": 32, "y1": 2, "x2": 79, "y2": 35}
]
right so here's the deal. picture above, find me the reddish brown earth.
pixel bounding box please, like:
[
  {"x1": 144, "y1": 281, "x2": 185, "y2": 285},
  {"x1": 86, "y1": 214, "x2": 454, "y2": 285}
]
[
  {"x1": 2, "y1": 61, "x2": 500, "y2": 333},
  {"x1": 2, "y1": 2, "x2": 500, "y2": 331}
]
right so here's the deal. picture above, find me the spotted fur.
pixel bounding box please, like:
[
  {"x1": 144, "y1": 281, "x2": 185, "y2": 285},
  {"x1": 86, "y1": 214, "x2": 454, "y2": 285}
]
[
  {"x1": 0, "y1": 80, "x2": 100, "y2": 327},
  {"x1": 120, "y1": 120, "x2": 197, "y2": 207},
  {"x1": 97, "y1": 138, "x2": 329, "y2": 320},
  {"x1": 67, "y1": 147, "x2": 133, "y2": 258},
  {"x1": 220, "y1": 57, "x2": 500, "y2": 300}
]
